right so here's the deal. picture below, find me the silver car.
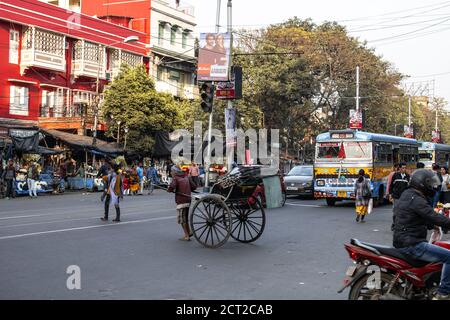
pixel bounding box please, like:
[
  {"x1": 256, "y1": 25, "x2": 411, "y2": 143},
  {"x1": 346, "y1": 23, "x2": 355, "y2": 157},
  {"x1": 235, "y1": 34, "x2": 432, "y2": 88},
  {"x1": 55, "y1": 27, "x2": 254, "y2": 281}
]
[{"x1": 284, "y1": 165, "x2": 314, "y2": 197}]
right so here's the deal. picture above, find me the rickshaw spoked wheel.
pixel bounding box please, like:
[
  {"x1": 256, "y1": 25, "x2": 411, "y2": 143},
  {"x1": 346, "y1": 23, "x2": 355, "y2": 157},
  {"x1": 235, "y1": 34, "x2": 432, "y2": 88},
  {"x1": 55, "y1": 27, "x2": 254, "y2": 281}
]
[
  {"x1": 229, "y1": 196, "x2": 266, "y2": 243},
  {"x1": 189, "y1": 195, "x2": 232, "y2": 248}
]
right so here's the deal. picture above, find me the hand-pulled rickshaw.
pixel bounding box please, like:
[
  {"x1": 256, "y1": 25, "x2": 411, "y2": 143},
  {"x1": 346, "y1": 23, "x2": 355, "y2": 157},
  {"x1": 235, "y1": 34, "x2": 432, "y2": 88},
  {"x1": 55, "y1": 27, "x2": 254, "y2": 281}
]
[{"x1": 189, "y1": 165, "x2": 282, "y2": 248}]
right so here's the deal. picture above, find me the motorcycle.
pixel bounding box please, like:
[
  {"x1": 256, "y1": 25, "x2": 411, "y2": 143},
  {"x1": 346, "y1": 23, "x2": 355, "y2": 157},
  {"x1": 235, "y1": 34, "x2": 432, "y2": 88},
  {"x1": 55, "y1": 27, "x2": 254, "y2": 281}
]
[{"x1": 338, "y1": 238, "x2": 450, "y2": 300}]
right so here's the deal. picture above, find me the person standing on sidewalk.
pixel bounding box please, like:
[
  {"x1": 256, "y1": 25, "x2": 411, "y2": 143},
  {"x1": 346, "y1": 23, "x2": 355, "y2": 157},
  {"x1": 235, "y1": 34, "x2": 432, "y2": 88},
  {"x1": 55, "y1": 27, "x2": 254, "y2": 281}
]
[
  {"x1": 27, "y1": 162, "x2": 39, "y2": 198},
  {"x1": 167, "y1": 166, "x2": 197, "y2": 241},
  {"x1": 2, "y1": 159, "x2": 16, "y2": 199},
  {"x1": 101, "y1": 164, "x2": 123, "y2": 222}
]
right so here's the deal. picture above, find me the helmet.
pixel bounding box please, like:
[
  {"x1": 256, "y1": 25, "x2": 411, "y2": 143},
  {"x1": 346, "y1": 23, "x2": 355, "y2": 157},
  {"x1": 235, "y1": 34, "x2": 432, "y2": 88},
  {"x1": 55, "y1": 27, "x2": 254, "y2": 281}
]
[{"x1": 409, "y1": 169, "x2": 441, "y2": 198}]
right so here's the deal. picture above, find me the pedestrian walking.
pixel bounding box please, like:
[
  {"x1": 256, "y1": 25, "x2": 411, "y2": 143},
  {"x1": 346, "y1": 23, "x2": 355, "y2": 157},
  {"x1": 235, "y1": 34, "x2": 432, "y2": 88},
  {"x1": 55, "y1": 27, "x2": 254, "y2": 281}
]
[
  {"x1": 27, "y1": 162, "x2": 39, "y2": 198},
  {"x1": 354, "y1": 169, "x2": 371, "y2": 223},
  {"x1": 389, "y1": 163, "x2": 410, "y2": 229},
  {"x1": 137, "y1": 162, "x2": 144, "y2": 195},
  {"x1": 386, "y1": 164, "x2": 399, "y2": 202},
  {"x1": 101, "y1": 164, "x2": 123, "y2": 222},
  {"x1": 129, "y1": 168, "x2": 139, "y2": 195},
  {"x1": 441, "y1": 167, "x2": 450, "y2": 204},
  {"x1": 189, "y1": 162, "x2": 200, "y2": 189},
  {"x1": 2, "y1": 159, "x2": 16, "y2": 199},
  {"x1": 167, "y1": 165, "x2": 197, "y2": 241},
  {"x1": 146, "y1": 163, "x2": 159, "y2": 195}
]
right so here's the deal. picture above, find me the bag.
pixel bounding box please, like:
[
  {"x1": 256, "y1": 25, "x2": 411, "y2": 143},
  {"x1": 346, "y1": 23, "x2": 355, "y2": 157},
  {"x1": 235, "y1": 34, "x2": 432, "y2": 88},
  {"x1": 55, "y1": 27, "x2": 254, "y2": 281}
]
[
  {"x1": 362, "y1": 179, "x2": 371, "y2": 198},
  {"x1": 367, "y1": 198, "x2": 373, "y2": 214}
]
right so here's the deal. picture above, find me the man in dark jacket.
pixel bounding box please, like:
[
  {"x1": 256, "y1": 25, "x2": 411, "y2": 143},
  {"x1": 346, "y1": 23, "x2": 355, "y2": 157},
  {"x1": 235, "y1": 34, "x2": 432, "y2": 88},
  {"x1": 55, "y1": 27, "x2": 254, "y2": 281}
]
[
  {"x1": 393, "y1": 169, "x2": 450, "y2": 300},
  {"x1": 389, "y1": 163, "x2": 410, "y2": 202},
  {"x1": 168, "y1": 165, "x2": 197, "y2": 241},
  {"x1": 2, "y1": 159, "x2": 16, "y2": 199}
]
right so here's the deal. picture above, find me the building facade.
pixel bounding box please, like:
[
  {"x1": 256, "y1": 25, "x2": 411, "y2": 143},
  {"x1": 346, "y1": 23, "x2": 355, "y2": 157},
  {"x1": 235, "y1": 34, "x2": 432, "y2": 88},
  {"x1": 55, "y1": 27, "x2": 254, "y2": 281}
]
[
  {"x1": 0, "y1": 0, "x2": 148, "y2": 134},
  {"x1": 82, "y1": 0, "x2": 197, "y2": 100}
]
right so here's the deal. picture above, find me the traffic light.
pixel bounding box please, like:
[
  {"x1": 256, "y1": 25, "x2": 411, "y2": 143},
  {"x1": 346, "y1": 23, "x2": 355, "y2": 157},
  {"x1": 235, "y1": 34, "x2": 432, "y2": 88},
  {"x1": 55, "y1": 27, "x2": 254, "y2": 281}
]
[{"x1": 200, "y1": 82, "x2": 214, "y2": 112}]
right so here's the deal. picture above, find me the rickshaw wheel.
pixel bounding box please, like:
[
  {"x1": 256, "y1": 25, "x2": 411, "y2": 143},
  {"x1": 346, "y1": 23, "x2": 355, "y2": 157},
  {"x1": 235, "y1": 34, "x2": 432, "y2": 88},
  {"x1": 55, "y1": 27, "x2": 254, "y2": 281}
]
[
  {"x1": 229, "y1": 196, "x2": 266, "y2": 243},
  {"x1": 189, "y1": 195, "x2": 232, "y2": 248}
]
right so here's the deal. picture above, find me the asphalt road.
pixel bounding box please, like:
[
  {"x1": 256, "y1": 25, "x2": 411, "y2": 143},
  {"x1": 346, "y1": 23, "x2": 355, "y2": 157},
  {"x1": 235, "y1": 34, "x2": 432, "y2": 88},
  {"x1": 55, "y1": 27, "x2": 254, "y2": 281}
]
[{"x1": 0, "y1": 191, "x2": 447, "y2": 300}]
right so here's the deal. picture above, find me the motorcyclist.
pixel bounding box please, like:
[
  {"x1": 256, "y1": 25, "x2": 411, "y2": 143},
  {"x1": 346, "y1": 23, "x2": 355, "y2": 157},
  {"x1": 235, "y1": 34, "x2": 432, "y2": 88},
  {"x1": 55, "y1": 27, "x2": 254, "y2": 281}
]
[{"x1": 393, "y1": 169, "x2": 450, "y2": 300}]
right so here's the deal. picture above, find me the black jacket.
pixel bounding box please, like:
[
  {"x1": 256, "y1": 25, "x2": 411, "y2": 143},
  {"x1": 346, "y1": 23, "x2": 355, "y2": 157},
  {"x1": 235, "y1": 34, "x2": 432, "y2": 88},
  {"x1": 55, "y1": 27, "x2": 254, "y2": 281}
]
[
  {"x1": 393, "y1": 188, "x2": 450, "y2": 248},
  {"x1": 389, "y1": 172, "x2": 410, "y2": 199}
]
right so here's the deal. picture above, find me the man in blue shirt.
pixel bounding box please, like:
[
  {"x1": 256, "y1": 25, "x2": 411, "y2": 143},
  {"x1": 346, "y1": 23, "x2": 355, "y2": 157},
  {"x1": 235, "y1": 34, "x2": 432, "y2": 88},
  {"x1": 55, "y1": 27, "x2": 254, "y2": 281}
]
[
  {"x1": 146, "y1": 162, "x2": 160, "y2": 195},
  {"x1": 137, "y1": 162, "x2": 144, "y2": 195}
]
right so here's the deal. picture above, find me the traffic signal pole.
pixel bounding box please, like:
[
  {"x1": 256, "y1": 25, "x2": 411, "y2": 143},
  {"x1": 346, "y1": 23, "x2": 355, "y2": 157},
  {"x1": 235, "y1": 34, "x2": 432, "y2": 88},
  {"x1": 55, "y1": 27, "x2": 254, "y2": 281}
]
[
  {"x1": 226, "y1": 0, "x2": 234, "y2": 172},
  {"x1": 203, "y1": 0, "x2": 221, "y2": 192}
]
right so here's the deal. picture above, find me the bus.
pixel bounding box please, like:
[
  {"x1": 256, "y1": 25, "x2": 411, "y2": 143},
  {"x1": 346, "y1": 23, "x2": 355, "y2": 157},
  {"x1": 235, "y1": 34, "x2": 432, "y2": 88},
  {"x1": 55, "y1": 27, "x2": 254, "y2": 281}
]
[
  {"x1": 314, "y1": 130, "x2": 420, "y2": 206},
  {"x1": 418, "y1": 142, "x2": 450, "y2": 169}
]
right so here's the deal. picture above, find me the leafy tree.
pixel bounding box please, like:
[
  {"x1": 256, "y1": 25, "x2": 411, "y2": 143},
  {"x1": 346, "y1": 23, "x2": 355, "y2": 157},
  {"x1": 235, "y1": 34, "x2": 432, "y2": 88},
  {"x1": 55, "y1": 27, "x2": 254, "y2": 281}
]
[{"x1": 102, "y1": 65, "x2": 188, "y2": 155}]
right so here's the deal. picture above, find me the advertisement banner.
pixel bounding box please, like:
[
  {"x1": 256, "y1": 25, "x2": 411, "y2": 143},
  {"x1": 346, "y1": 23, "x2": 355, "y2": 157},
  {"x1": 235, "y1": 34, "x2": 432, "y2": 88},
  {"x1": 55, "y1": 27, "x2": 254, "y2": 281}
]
[
  {"x1": 225, "y1": 107, "x2": 236, "y2": 146},
  {"x1": 404, "y1": 125, "x2": 414, "y2": 139},
  {"x1": 216, "y1": 66, "x2": 243, "y2": 100},
  {"x1": 432, "y1": 130, "x2": 441, "y2": 143},
  {"x1": 197, "y1": 33, "x2": 231, "y2": 81},
  {"x1": 349, "y1": 109, "x2": 363, "y2": 129}
]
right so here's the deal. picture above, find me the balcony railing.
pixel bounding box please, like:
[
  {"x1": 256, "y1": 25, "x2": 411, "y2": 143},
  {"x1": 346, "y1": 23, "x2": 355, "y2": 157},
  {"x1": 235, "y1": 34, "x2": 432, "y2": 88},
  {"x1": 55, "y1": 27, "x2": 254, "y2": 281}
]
[
  {"x1": 72, "y1": 40, "x2": 106, "y2": 79},
  {"x1": 20, "y1": 27, "x2": 66, "y2": 75}
]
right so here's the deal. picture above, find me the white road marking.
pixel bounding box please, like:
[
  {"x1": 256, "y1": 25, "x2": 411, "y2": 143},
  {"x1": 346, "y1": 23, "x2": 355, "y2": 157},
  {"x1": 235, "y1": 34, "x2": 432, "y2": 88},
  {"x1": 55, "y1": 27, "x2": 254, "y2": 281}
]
[
  {"x1": 0, "y1": 202, "x2": 169, "y2": 220},
  {"x1": 0, "y1": 209, "x2": 174, "y2": 229},
  {"x1": 0, "y1": 216, "x2": 174, "y2": 241},
  {"x1": 285, "y1": 203, "x2": 324, "y2": 208}
]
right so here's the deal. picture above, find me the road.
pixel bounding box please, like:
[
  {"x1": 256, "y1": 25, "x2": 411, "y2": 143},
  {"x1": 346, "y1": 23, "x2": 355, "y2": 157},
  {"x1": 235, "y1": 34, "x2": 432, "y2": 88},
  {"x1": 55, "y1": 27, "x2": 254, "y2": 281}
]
[{"x1": 0, "y1": 191, "x2": 445, "y2": 300}]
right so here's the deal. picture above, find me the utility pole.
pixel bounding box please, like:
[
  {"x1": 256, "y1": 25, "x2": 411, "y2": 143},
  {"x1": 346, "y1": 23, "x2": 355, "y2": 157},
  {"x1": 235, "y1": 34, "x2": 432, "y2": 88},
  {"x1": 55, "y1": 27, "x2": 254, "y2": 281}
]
[
  {"x1": 203, "y1": 0, "x2": 221, "y2": 192},
  {"x1": 408, "y1": 95, "x2": 412, "y2": 127},
  {"x1": 92, "y1": 44, "x2": 102, "y2": 166},
  {"x1": 356, "y1": 66, "x2": 360, "y2": 113},
  {"x1": 226, "y1": 0, "x2": 234, "y2": 172}
]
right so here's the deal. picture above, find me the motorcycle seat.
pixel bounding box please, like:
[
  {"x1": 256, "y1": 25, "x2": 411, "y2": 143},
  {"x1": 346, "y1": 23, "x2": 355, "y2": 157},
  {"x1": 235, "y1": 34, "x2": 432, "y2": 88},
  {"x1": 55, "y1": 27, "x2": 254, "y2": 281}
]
[{"x1": 351, "y1": 239, "x2": 430, "y2": 268}]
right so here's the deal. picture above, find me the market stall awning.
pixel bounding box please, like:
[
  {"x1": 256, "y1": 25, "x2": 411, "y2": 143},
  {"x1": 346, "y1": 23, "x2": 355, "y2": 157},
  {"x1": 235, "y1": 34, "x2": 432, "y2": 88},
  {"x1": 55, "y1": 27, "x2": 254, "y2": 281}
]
[{"x1": 42, "y1": 129, "x2": 123, "y2": 155}]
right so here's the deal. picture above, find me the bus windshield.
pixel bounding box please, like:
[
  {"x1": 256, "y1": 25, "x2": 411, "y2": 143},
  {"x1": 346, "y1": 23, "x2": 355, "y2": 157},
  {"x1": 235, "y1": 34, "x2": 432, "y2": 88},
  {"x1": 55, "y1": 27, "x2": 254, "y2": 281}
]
[
  {"x1": 316, "y1": 141, "x2": 371, "y2": 161},
  {"x1": 419, "y1": 151, "x2": 433, "y2": 161}
]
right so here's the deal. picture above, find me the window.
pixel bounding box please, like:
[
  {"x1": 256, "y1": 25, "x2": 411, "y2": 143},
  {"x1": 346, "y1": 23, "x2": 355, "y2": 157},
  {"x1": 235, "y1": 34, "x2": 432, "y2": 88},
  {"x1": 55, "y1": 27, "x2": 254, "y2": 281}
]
[
  {"x1": 158, "y1": 24, "x2": 164, "y2": 46},
  {"x1": 171, "y1": 27, "x2": 176, "y2": 45},
  {"x1": 9, "y1": 30, "x2": 19, "y2": 64},
  {"x1": 10, "y1": 86, "x2": 29, "y2": 116},
  {"x1": 182, "y1": 32, "x2": 187, "y2": 49}
]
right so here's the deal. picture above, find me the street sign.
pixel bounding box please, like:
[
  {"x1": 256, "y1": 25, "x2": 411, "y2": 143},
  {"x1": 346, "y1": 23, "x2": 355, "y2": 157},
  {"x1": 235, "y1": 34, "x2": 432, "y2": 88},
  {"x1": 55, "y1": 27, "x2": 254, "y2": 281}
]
[
  {"x1": 216, "y1": 66, "x2": 242, "y2": 100},
  {"x1": 432, "y1": 130, "x2": 441, "y2": 143}
]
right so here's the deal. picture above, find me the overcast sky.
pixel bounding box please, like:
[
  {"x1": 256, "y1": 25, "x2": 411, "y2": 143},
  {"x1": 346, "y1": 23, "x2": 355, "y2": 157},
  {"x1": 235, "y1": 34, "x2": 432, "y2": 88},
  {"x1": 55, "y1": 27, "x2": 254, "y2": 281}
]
[{"x1": 184, "y1": 0, "x2": 450, "y2": 107}]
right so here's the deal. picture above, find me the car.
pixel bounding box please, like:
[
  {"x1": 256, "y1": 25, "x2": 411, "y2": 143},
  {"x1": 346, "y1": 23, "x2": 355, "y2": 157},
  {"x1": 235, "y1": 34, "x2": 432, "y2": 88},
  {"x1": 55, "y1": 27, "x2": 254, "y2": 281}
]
[{"x1": 283, "y1": 165, "x2": 314, "y2": 198}]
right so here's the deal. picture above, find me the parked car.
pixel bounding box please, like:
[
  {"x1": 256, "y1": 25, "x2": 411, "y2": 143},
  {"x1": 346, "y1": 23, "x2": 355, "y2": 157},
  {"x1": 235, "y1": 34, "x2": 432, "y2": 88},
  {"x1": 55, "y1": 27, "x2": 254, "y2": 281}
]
[{"x1": 283, "y1": 165, "x2": 314, "y2": 198}]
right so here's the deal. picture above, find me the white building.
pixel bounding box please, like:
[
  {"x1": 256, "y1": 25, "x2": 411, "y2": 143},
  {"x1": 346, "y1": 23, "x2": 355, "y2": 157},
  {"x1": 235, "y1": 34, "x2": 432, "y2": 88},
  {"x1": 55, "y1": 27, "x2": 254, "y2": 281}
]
[
  {"x1": 39, "y1": 0, "x2": 81, "y2": 12},
  {"x1": 150, "y1": 0, "x2": 197, "y2": 99}
]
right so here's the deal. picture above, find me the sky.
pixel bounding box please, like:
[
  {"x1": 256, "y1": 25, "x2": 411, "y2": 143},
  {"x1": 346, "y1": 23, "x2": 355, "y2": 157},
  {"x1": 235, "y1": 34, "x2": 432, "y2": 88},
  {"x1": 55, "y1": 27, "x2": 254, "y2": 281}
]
[{"x1": 183, "y1": 0, "x2": 450, "y2": 108}]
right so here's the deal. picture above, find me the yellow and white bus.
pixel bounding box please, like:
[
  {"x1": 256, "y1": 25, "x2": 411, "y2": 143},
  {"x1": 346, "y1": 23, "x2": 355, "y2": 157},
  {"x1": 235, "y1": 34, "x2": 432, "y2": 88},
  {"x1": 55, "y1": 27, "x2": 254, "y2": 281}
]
[
  {"x1": 314, "y1": 130, "x2": 419, "y2": 206},
  {"x1": 418, "y1": 142, "x2": 450, "y2": 169}
]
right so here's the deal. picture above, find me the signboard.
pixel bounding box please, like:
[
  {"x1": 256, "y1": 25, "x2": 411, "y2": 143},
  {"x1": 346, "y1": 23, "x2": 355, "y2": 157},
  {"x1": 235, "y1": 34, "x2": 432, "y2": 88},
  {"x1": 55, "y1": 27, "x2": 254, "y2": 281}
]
[
  {"x1": 349, "y1": 109, "x2": 363, "y2": 129},
  {"x1": 404, "y1": 125, "x2": 414, "y2": 139},
  {"x1": 216, "y1": 66, "x2": 243, "y2": 100},
  {"x1": 225, "y1": 107, "x2": 236, "y2": 146},
  {"x1": 432, "y1": 130, "x2": 441, "y2": 143},
  {"x1": 197, "y1": 33, "x2": 231, "y2": 81}
]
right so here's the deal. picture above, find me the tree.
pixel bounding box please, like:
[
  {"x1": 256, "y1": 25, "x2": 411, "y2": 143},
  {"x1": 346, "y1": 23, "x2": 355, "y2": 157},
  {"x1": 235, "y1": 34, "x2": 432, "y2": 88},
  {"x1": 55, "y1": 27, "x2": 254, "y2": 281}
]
[{"x1": 102, "y1": 65, "x2": 188, "y2": 155}]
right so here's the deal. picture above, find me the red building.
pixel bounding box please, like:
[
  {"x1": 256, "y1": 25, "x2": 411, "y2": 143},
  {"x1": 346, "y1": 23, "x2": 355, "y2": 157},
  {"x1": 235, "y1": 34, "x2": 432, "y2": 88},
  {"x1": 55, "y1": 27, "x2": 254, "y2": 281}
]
[{"x1": 0, "y1": 0, "x2": 148, "y2": 134}]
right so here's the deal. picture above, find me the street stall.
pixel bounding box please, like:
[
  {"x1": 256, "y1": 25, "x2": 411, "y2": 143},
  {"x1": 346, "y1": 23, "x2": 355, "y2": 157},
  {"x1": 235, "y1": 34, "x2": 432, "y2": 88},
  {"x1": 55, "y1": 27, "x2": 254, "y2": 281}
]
[{"x1": 41, "y1": 129, "x2": 124, "y2": 192}]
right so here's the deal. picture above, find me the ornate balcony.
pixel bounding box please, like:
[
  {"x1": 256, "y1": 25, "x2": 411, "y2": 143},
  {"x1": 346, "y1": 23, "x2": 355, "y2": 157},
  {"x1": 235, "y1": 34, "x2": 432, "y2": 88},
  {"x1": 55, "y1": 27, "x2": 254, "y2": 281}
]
[
  {"x1": 72, "y1": 40, "x2": 106, "y2": 79},
  {"x1": 20, "y1": 27, "x2": 66, "y2": 75}
]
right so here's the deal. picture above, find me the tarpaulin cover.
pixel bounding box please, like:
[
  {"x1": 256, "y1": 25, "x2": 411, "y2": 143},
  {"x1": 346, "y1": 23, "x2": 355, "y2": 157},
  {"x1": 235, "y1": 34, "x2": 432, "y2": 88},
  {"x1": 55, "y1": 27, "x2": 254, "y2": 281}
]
[
  {"x1": 42, "y1": 129, "x2": 123, "y2": 155},
  {"x1": 262, "y1": 176, "x2": 283, "y2": 209},
  {"x1": 11, "y1": 133, "x2": 39, "y2": 153},
  {"x1": 152, "y1": 132, "x2": 180, "y2": 157}
]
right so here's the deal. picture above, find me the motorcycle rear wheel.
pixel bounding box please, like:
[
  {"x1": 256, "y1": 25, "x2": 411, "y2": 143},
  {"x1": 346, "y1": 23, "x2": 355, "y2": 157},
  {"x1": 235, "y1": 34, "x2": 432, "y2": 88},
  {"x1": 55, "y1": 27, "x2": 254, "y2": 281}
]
[{"x1": 349, "y1": 272, "x2": 403, "y2": 300}]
